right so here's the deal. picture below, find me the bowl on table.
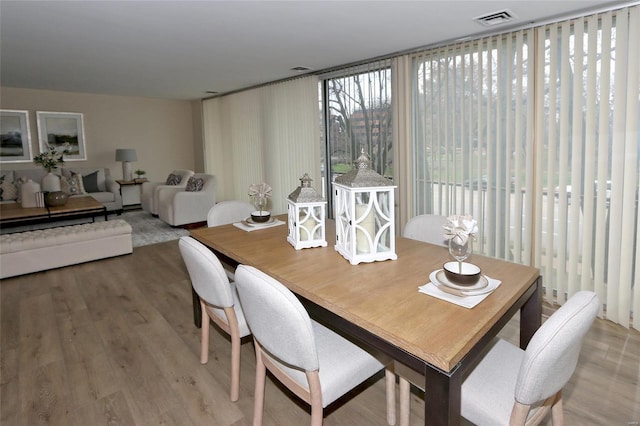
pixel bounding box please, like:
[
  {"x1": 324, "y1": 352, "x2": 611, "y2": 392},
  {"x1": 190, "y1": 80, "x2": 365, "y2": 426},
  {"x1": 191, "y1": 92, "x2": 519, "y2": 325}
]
[
  {"x1": 251, "y1": 211, "x2": 271, "y2": 223},
  {"x1": 443, "y1": 261, "x2": 481, "y2": 285}
]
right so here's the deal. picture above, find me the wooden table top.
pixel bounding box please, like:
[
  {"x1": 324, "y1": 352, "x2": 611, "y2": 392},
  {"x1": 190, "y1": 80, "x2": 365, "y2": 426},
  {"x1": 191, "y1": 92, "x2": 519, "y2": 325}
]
[
  {"x1": 190, "y1": 216, "x2": 540, "y2": 372},
  {"x1": 0, "y1": 195, "x2": 105, "y2": 224},
  {"x1": 0, "y1": 202, "x2": 48, "y2": 222},
  {"x1": 47, "y1": 195, "x2": 105, "y2": 215}
]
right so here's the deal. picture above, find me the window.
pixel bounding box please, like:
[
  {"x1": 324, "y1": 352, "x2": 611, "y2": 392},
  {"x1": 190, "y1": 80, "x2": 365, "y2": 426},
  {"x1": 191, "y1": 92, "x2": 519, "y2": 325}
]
[
  {"x1": 320, "y1": 61, "x2": 393, "y2": 215},
  {"x1": 411, "y1": 6, "x2": 640, "y2": 328}
]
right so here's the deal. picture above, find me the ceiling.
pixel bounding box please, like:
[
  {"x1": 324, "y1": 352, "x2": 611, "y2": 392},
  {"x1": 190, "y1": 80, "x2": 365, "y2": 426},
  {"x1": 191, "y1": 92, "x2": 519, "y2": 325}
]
[{"x1": 0, "y1": 1, "x2": 632, "y2": 101}]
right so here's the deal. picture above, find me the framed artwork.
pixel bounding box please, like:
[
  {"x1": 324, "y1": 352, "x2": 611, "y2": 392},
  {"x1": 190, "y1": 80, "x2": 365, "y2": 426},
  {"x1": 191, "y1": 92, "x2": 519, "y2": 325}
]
[
  {"x1": 36, "y1": 111, "x2": 86, "y2": 161},
  {"x1": 0, "y1": 109, "x2": 32, "y2": 163}
]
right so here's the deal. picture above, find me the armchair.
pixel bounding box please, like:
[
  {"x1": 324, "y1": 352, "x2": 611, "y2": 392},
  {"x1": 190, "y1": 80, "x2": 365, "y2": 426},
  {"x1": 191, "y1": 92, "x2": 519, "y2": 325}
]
[
  {"x1": 157, "y1": 173, "x2": 216, "y2": 226},
  {"x1": 140, "y1": 169, "x2": 194, "y2": 215}
]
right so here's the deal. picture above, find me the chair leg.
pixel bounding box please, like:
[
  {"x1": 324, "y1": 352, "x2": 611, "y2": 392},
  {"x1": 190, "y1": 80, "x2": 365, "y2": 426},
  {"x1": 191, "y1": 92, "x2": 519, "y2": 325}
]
[
  {"x1": 253, "y1": 344, "x2": 267, "y2": 426},
  {"x1": 510, "y1": 401, "x2": 531, "y2": 425},
  {"x1": 306, "y1": 371, "x2": 324, "y2": 426},
  {"x1": 200, "y1": 300, "x2": 209, "y2": 364},
  {"x1": 551, "y1": 392, "x2": 565, "y2": 425},
  {"x1": 385, "y1": 369, "x2": 396, "y2": 425},
  {"x1": 399, "y1": 377, "x2": 410, "y2": 426},
  {"x1": 226, "y1": 307, "x2": 241, "y2": 402}
]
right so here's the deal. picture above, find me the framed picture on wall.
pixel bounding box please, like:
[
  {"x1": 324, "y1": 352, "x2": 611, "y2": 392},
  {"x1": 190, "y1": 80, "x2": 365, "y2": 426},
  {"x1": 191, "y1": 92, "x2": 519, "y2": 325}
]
[
  {"x1": 0, "y1": 109, "x2": 32, "y2": 163},
  {"x1": 36, "y1": 111, "x2": 87, "y2": 161}
]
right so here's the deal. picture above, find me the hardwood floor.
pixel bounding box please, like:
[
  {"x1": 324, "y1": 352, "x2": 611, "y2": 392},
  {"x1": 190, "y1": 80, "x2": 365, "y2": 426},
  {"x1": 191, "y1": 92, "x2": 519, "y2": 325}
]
[{"x1": 1, "y1": 240, "x2": 639, "y2": 425}]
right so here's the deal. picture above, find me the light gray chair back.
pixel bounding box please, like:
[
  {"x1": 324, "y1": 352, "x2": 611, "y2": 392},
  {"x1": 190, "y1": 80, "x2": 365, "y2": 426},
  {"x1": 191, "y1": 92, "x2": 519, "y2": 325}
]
[
  {"x1": 403, "y1": 214, "x2": 448, "y2": 246},
  {"x1": 179, "y1": 236, "x2": 233, "y2": 308},
  {"x1": 207, "y1": 200, "x2": 254, "y2": 227},
  {"x1": 235, "y1": 265, "x2": 319, "y2": 371},
  {"x1": 516, "y1": 290, "x2": 599, "y2": 405}
]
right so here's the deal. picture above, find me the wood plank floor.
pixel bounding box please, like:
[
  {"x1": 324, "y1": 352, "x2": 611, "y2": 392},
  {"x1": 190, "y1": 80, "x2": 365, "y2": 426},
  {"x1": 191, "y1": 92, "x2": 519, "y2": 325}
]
[{"x1": 1, "y1": 240, "x2": 639, "y2": 425}]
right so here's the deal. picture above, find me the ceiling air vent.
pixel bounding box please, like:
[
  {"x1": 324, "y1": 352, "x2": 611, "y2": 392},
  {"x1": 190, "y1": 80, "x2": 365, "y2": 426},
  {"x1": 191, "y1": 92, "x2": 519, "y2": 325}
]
[
  {"x1": 473, "y1": 9, "x2": 516, "y2": 27},
  {"x1": 291, "y1": 66, "x2": 312, "y2": 72}
]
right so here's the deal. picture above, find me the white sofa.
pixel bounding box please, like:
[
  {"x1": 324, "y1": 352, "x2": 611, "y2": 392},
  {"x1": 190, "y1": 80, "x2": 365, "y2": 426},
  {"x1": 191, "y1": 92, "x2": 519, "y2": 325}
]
[
  {"x1": 157, "y1": 173, "x2": 216, "y2": 226},
  {"x1": 0, "y1": 219, "x2": 132, "y2": 279},
  {"x1": 140, "y1": 169, "x2": 194, "y2": 215},
  {"x1": 0, "y1": 167, "x2": 123, "y2": 213}
]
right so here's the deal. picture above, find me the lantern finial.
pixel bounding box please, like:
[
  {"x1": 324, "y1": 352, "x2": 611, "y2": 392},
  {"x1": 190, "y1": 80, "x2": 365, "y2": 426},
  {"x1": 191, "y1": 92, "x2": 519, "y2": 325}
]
[{"x1": 355, "y1": 148, "x2": 371, "y2": 169}]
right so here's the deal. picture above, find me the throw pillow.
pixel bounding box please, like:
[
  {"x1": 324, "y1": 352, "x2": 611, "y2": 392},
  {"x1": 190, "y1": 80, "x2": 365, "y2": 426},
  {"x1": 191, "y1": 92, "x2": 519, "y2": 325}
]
[
  {"x1": 0, "y1": 177, "x2": 18, "y2": 201},
  {"x1": 82, "y1": 171, "x2": 100, "y2": 193},
  {"x1": 185, "y1": 177, "x2": 204, "y2": 192},
  {"x1": 72, "y1": 172, "x2": 86, "y2": 194},
  {"x1": 60, "y1": 175, "x2": 80, "y2": 195},
  {"x1": 166, "y1": 173, "x2": 182, "y2": 185}
]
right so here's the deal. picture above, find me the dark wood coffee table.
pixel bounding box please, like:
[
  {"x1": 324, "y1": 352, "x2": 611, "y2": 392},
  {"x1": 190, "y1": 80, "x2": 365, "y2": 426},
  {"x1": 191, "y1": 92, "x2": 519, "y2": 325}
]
[{"x1": 0, "y1": 196, "x2": 107, "y2": 228}]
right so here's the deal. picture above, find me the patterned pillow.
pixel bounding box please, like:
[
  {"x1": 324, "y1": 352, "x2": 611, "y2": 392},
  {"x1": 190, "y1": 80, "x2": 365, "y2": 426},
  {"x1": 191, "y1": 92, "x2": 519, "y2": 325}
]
[
  {"x1": 60, "y1": 175, "x2": 81, "y2": 195},
  {"x1": 0, "y1": 177, "x2": 18, "y2": 201},
  {"x1": 166, "y1": 173, "x2": 182, "y2": 185},
  {"x1": 185, "y1": 177, "x2": 204, "y2": 192},
  {"x1": 71, "y1": 172, "x2": 86, "y2": 194}
]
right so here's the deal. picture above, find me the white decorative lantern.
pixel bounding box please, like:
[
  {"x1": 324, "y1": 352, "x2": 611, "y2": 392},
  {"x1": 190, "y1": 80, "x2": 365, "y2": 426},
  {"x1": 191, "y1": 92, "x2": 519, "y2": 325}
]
[
  {"x1": 287, "y1": 173, "x2": 327, "y2": 250},
  {"x1": 333, "y1": 150, "x2": 396, "y2": 265}
]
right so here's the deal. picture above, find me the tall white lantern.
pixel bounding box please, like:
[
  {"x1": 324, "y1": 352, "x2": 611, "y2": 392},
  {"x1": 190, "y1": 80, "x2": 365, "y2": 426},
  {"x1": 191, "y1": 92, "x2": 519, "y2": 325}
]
[
  {"x1": 333, "y1": 150, "x2": 397, "y2": 265},
  {"x1": 287, "y1": 173, "x2": 327, "y2": 250}
]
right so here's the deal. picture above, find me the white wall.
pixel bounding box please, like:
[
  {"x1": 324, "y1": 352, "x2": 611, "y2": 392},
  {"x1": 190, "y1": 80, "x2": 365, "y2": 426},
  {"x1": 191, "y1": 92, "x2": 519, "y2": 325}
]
[{"x1": 0, "y1": 87, "x2": 198, "y2": 182}]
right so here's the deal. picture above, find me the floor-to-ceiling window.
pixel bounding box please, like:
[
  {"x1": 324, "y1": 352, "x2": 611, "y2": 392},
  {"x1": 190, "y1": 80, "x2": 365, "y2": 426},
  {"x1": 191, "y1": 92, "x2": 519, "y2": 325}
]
[
  {"x1": 319, "y1": 61, "x2": 393, "y2": 215},
  {"x1": 411, "y1": 5, "x2": 640, "y2": 328}
]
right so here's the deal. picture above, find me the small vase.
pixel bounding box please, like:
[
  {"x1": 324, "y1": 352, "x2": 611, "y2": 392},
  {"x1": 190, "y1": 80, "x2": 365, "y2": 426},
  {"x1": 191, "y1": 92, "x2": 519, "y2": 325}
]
[
  {"x1": 45, "y1": 191, "x2": 69, "y2": 207},
  {"x1": 42, "y1": 172, "x2": 61, "y2": 192},
  {"x1": 21, "y1": 179, "x2": 41, "y2": 208}
]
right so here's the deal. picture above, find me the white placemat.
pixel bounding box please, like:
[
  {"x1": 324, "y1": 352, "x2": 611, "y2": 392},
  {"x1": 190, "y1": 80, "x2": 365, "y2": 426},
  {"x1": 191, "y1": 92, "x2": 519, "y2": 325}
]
[
  {"x1": 233, "y1": 219, "x2": 285, "y2": 232},
  {"x1": 418, "y1": 270, "x2": 501, "y2": 308}
]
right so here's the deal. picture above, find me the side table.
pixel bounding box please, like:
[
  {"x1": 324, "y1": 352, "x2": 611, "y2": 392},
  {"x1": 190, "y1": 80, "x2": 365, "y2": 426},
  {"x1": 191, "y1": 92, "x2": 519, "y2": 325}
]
[{"x1": 116, "y1": 179, "x2": 148, "y2": 210}]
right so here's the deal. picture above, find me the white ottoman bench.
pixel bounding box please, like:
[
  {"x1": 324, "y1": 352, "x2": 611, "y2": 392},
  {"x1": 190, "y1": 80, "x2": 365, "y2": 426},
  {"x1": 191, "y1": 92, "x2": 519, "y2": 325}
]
[{"x1": 0, "y1": 219, "x2": 132, "y2": 279}]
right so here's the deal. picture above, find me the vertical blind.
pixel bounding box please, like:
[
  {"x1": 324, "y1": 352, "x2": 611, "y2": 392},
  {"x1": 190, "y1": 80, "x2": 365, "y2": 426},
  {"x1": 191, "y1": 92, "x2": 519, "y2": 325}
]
[
  {"x1": 534, "y1": 7, "x2": 640, "y2": 328},
  {"x1": 411, "y1": 5, "x2": 640, "y2": 328},
  {"x1": 412, "y1": 29, "x2": 535, "y2": 264},
  {"x1": 202, "y1": 76, "x2": 321, "y2": 214}
]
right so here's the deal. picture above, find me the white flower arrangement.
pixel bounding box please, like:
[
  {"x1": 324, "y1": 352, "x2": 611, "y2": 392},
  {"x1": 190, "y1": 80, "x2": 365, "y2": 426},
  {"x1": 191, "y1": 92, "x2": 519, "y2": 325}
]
[
  {"x1": 248, "y1": 182, "x2": 272, "y2": 198},
  {"x1": 248, "y1": 182, "x2": 272, "y2": 213},
  {"x1": 443, "y1": 214, "x2": 478, "y2": 245}
]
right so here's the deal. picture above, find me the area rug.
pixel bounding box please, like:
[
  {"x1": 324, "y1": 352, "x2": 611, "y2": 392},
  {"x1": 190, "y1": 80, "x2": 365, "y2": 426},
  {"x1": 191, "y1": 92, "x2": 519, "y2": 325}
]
[
  {"x1": 0, "y1": 210, "x2": 191, "y2": 248},
  {"x1": 122, "y1": 211, "x2": 190, "y2": 247}
]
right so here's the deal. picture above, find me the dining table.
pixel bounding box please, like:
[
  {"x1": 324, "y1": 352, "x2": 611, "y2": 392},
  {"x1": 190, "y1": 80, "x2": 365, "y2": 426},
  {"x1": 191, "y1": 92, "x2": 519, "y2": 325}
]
[{"x1": 189, "y1": 215, "x2": 541, "y2": 425}]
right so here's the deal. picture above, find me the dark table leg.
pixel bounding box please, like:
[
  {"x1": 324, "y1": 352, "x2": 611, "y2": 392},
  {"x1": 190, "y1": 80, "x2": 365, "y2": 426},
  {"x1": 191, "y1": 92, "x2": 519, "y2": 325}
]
[
  {"x1": 520, "y1": 276, "x2": 542, "y2": 348},
  {"x1": 192, "y1": 286, "x2": 202, "y2": 328},
  {"x1": 423, "y1": 365, "x2": 461, "y2": 426}
]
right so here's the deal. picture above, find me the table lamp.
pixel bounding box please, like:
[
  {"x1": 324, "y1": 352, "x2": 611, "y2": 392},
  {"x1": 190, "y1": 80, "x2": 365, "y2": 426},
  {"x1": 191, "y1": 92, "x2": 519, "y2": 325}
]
[{"x1": 115, "y1": 149, "x2": 137, "y2": 181}]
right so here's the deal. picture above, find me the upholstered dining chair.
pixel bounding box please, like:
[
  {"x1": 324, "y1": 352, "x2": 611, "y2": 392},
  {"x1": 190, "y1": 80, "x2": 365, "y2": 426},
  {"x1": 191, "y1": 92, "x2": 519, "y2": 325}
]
[
  {"x1": 402, "y1": 214, "x2": 448, "y2": 246},
  {"x1": 207, "y1": 200, "x2": 255, "y2": 280},
  {"x1": 234, "y1": 265, "x2": 397, "y2": 426},
  {"x1": 397, "y1": 290, "x2": 599, "y2": 426},
  {"x1": 207, "y1": 200, "x2": 255, "y2": 228},
  {"x1": 179, "y1": 236, "x2": 251, "y2": 402},
  {"x1": 398, "y1": 213, "x2": 448, "y2": 424}
]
